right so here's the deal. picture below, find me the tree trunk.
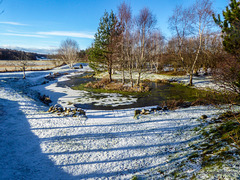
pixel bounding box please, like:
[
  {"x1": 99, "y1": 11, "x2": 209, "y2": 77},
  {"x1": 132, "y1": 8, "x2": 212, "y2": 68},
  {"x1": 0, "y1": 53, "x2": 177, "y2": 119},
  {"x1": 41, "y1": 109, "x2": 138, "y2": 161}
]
[
  {"x1": 155, "y1": 57, "x2": 159, "y2": 73},
  {"x1": 108, "y1": 70, "x2": 112, "y2": 82},
  {"x1": 189, "y1": 22, "x2": 203, "y2": 86},
  {"x1": 122, "y1": 66, "x2": 125, "y2": 84},
  {"x1": 137, "y1": 26, "x2": 145, "y2": 87},
  {"x1": 189, "y1": 41, "x2": 201, "y2": 85},
  {"x1": 129, "y1": 69, "x2": 133, "y2": 87},
  {"x1": 23, "y1": 68, "x2": 26, "y2": 79},
  {"x1": 128, "y1": 56, "x2": 133, "y2": 87},
  {"x1": 137, "y1": 70, "x2": 141, "y2": 86},
  {"x1": 108, "y1": 65, "x2": 112, "y2": 82},
  {"x1": 155, "y1": 63, "x2": 158, "y2": 73},
  {"x1": 189, "y1": 72, "x2": 193, "y2": 86}
]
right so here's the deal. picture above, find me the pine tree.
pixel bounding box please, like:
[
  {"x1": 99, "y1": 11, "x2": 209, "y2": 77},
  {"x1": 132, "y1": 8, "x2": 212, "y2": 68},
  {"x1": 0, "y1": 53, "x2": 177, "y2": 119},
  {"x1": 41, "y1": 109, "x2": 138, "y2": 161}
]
[
  {"x1": 213, "y1": 0, "x2": 240, "y2": 94},
  {"x1": 213, "y1": 0, "x2": 240, "y2": 59},
  {"x1": 88, "y1": 10, "x2": 117, "y2": 81}
]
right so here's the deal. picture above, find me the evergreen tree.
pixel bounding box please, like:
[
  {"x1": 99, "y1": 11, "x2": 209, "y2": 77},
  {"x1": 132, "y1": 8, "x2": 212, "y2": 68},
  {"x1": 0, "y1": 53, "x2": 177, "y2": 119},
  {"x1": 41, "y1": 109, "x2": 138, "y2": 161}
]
[
  {"x1": 88, "y1": 10, "x2": 117, "y2": 81},
  {"x1": 213, "y1": 0, "x2": 240, "y2": 59},
  {"x1": 213, "y1": 0, "x2": 240, "y2": 94}
]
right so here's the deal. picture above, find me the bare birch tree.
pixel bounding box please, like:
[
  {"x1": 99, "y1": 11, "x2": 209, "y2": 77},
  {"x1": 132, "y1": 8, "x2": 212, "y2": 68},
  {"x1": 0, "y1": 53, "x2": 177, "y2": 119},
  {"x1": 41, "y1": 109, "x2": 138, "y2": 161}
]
[
  {"x1": 135, "y1": 7, "x2": 156, "y2": 86},
  {"x1": 168, "y1": 5, "x2": 194, "y2": 73},
  {"x1": 169, "y1": 0, "x2": 214, "y2": 85},
  {"x1": 15, "y1": 51, "x2": 30, "y2": 79},
  {"x1": 148, "y1": 30, "x2": 165, "y2": 73},
  {"x1": 117, "y1": 2, "x2": 132, "y2": 84},
  {"x1": 189, "y1": 0, "x2": 214, "y2": 85},
  {"x1": 58, "y1": 38, "x2": 79, "y2": 69}
]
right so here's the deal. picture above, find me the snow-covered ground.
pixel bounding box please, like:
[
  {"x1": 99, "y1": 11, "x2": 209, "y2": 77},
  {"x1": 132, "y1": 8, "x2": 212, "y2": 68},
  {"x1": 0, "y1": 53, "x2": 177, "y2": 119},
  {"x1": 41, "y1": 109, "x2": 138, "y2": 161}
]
[
  {"x1": 0, "y1": 64, "x2": 237, "y2": 179},
  {"x1": 96, "y1": 71, "x2": 220, "y2": 91}
]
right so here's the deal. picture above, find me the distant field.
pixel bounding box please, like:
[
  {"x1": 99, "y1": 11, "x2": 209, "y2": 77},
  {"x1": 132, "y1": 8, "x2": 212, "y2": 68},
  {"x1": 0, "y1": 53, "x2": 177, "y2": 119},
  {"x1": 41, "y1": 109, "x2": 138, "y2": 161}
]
[{"x1": 0, "y1": 60, "x2": 64, "y2": 72}]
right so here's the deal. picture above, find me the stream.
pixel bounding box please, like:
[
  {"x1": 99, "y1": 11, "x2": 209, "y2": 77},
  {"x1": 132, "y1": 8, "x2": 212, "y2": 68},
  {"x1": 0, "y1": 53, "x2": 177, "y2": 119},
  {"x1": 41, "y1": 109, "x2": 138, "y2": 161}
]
[{"x1": 56, "y1": 72, "x2": 199, "y2": 110}]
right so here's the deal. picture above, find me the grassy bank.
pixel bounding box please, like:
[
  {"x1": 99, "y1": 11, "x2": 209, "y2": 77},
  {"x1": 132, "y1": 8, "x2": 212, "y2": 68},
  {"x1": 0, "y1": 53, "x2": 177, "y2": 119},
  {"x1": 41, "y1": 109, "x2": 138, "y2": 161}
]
[
  {"x1": 72, "y1": 77, "x2": 236, "y2": 106},
  {"x1": 168, "y1": 110, "x2": 240, "y2": 179},
  {"x1": 72, "y1": 81, "x2": 150, "y2": 97}
]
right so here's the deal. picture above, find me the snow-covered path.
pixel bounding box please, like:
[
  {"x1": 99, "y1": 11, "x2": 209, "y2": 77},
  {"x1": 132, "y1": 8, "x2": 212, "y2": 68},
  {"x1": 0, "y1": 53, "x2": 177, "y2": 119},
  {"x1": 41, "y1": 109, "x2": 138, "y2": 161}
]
[
  {"x1": 0, "y1": 83, "x2": 223, "y2": 179},
  {"x1": 0, "y1": 65, "x2": 231, "y2": 179},
  {"x1": 0, "y1": 86, "x2": 74, "y2": 179}
]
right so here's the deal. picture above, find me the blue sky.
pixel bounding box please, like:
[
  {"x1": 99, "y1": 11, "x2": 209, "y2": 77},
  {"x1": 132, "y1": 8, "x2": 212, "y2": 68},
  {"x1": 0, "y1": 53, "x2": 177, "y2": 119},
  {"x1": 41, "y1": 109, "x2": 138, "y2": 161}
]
[{"x1": 0, "y1": 0, "x2": 229, "y2": 54}]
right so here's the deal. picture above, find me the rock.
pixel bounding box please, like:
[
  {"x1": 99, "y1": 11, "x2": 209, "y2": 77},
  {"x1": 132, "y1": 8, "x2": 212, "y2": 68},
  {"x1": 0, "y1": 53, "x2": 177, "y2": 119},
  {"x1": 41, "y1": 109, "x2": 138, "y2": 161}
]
[
  {"x1": 200, "y1": 115, "x2": 208, "y2": 119},
  {"x1": 156, "y1": 106, "x2": 162, "y2": 111},
  {"x1": 72, "y1": 108, "x2": 77, "y2": 113},
  {"x1": 47, "y1": 104, "x2": 87, "y2": 119},
  {"x1": 134, "y1": 110, "x2": 141, "y2": 117},
  {"x1": 72, "y1": 113, "x2": 77, "y2": 117},
  {"x1": 79, "y1": 64, "x2": 83, "y2": 69},
  {"x1": 144, "y1": 110, "x2": 150, "y2": 115},
  {"x1": 43, "y1": 96, "x2": 52, "y2": 104},
  {"x1": 163, "y1": 106, "x2": 168, "y2": 111},
  {"x1": 66, "y1": 108, "x2": 70, "y2": 114},
  {"x1": 150, "y1": 108, "x2": 157, "y2": 113},
  {"x1": 51, "y1": 109, "x2": 57, "y2": 113},
  {"x1": 58, "y1": 107, "x2": 64, "y2": 112},
  {"x1": 79, "y1": 109, "x2": 86, "y2": 115},
  {"x1": 141, "y1": 109, "x2": 146, "y2": 114},
  {"x1": 180, "y1": 102, "x2": 192, "y2": 108},
  {"x1": 48, "y1": 106, "x2": 54, "y2": 112}
]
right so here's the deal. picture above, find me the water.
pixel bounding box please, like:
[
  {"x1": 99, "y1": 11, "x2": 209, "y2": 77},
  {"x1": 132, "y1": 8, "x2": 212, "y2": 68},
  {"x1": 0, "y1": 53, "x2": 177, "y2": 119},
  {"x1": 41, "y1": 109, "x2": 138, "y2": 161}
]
[
  {"x1": 57, "y1": 73, "x2": 198, "y2": 110},
  {"x1": 56, "y1": 72, "x2": 96, "y2": 88}
]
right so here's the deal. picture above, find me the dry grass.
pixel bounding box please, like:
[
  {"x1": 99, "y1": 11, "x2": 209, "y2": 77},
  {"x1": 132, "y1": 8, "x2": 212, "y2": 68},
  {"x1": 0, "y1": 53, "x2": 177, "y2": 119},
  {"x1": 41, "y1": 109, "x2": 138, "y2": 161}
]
[
  {"x1": 0, "y1": 60, "x2": 64, "y2": 72},
  {"x1": 191, "y1": 98, "x2": 210, "y2": 106},
  {"x1": 158, "y1": 99, "x2": 191, "y2": 110},
  {"x1": 158, "y1": 71, "x2": 186, "y2": 76},
  {"x1": 85, "y1": 78, "x2": 150, "y2": 93}
]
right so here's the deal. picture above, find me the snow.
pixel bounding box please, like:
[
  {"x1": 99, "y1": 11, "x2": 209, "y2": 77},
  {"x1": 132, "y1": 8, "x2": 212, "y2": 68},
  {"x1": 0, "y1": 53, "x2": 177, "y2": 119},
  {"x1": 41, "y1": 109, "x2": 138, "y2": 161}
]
[
  {"x1": 0, "y1": 64, "x2": 238, "y2": 179},
  {"x1": 96, "y1": 71, "x2": 222, "y2": 91}
]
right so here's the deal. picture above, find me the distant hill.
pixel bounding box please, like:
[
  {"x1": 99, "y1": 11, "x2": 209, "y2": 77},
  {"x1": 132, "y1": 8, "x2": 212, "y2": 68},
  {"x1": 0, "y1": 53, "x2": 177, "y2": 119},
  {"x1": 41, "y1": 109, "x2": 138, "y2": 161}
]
[{"x1": 0, "y1": 48, "x2": 48, "y2": 60}]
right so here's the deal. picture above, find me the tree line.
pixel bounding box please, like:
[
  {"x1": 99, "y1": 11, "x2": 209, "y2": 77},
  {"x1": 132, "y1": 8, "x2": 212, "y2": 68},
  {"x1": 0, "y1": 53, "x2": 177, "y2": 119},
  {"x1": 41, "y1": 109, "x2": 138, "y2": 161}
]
[
  {"x1": 0, "y1": 48, "x2": 47, "y2": 60},
  {"x1": 58, "y1": 0, "x2": 240, "y2": 94},
  {"x1": 86, "y1": 0, "x2": 222, "y2": 87}
]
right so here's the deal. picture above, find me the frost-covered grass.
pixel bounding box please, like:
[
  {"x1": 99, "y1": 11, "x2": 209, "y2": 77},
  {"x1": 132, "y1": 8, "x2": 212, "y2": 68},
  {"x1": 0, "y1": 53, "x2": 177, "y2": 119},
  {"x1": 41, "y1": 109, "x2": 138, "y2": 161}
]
[
  {"x1": 96, "y1": 70, "x2": 221, "y2": 91},
  {"x1": 0, "y1": 64, "x2": 240, "y2": 179}
]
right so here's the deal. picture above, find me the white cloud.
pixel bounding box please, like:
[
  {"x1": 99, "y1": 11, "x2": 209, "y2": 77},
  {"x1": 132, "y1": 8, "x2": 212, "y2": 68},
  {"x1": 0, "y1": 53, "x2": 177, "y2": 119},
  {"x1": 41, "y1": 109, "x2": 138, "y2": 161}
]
[
  {"x1": 37, "y1": 31, "x2": 94, "y2": 39},
  {"x1": 0, "y1": 45, "x2": 57, "y2": 54},
  {"x1": 1, "y1": 33, "x2": 46, "y2": 38},
  {"x1": 0, "y1": 21, "x2": 28, "y2": 26}
]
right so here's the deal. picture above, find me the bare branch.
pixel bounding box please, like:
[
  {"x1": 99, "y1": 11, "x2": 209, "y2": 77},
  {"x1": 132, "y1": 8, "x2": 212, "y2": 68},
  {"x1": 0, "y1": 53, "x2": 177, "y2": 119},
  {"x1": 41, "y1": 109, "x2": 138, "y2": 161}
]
[{"x1": 58, "y1": 38, "x2": 79, "y2": 69}]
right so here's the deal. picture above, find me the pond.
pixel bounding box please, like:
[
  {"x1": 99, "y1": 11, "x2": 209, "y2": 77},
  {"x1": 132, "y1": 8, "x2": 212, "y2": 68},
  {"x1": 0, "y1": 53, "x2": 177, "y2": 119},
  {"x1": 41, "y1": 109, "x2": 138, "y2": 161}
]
[{"x1": 57, "y1": 72, "x2": 205, "y2": 110}]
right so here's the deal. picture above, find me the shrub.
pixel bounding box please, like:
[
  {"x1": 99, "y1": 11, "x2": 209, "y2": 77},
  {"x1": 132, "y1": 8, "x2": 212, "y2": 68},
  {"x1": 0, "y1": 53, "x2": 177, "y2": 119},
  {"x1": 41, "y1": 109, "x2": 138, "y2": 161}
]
[
  {"x1": 191, "y1": 98, "x2": 209, "y2": 106},
  {"x1": 84, "y1": 78, "x2": 151, "y2": 93},
  {"x1": 85, "y1": 82, "x2": 93, "y2": 88},
  {"x1": 159, "y1": 99, "x2": 186, "y2": 110}
]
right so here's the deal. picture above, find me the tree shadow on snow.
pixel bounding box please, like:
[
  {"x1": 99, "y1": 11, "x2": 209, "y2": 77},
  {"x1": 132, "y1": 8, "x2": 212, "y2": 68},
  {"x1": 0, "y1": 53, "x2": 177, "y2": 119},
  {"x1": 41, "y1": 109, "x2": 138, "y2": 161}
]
[{"x1": 0, "y1": 98, "x2": 77, "y2": 180}]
